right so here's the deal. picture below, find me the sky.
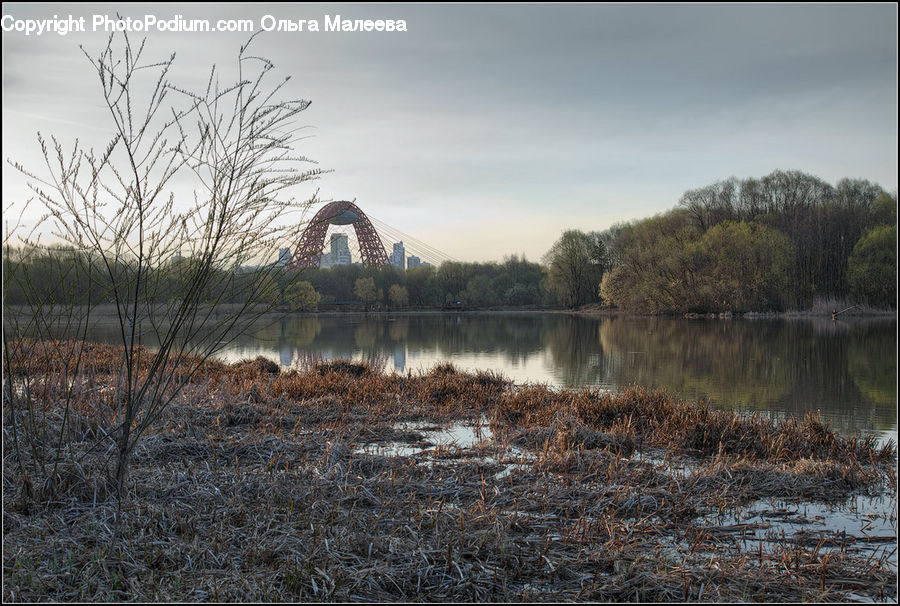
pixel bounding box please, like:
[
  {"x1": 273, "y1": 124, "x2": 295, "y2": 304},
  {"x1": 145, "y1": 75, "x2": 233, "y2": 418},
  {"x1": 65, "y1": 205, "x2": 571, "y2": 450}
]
[{"x1": 2, "y1": 3, "x2": 898, "y2": 263}]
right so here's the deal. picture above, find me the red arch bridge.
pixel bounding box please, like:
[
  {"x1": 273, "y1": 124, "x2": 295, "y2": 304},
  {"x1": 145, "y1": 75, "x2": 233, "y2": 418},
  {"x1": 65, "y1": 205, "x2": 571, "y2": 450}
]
[{"x1": 289, "y1": 200, "x2": 452, "y2": 269}]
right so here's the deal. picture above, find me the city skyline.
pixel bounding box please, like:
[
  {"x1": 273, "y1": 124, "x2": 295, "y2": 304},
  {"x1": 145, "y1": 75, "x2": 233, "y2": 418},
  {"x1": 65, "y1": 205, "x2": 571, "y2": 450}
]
[{"x1": 2, "y1": 3, "x2": 897, "y2": 262}]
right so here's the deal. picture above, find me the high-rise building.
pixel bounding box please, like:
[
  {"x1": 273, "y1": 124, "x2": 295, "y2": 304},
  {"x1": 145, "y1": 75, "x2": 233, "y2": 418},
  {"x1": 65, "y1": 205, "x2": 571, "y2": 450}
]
[
  {"x1": 326, "y1": 233, "x2": 351, "y2": 266},
  {"x1": 275, "y1": 248, "x2": 291, "y2": 267},
  {"x1": 407, "y1": 255, "x2": 421, "y2": 269},
  {"x1": 390, "y1": 241, "x2": 405, "y2": 270}
]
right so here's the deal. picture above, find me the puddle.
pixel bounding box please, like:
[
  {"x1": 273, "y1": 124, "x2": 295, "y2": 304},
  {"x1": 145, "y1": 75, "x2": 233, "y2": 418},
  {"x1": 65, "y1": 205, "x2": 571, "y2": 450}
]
[
  {"x1": 632, "y1": 448, "x2": 696, "y2": 478},
  {"x1": 355, "y1": 417, "x2": 537, "y2": 480},
  {"x1": 702, "y1": 494, "x2": 898, "y2": 569},
  {"x1": 357, "y1": 418, "x2": 491, "y2": 456},
  {"x1": 353, "y1": 418, "x2": 897, "y2": 575}
]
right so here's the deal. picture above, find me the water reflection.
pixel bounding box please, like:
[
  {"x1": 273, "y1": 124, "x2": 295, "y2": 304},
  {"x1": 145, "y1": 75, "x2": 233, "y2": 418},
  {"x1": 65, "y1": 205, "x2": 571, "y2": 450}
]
[
  {"x1": 585, "y1": 317, "x2": 897, "y2": 429},
  {"x1": 52, "y1": 311, "x2": 897, "y2": 439},
  {"x1": 222, "y1": 313, "x2": 896, "y2": 438}
]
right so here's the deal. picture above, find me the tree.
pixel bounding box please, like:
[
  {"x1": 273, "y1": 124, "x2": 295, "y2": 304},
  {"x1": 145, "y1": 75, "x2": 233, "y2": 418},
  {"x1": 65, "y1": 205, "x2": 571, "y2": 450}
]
[
  {"x1": 543, "y1": 230, "x2": 606, "y2": 308},
  {"x1": 599, "y1": 171, "x2": 895, "y2": 311},
  {"x1": 848, "y1": 225, "x2": 897, "y2": 308},
  {"x1": 354, "y1": 277, "x2": 378, "y2": 311},
  {"x1": 4, "y1": 33, "x2": 324, "y2": 503},
  {"x1": 405, "y1": 265, "x2": 439, "y2": 306},
  {"x1": 254, "y1": 273, "x2": 282, "y2": 306},
  {"x1": 436, "y1": 261, "x2": 471, "y2": 302},
  {"x1": 464, "y1": 275, "x2": 497, "y2": 307},
  {"x1": 871, "y1": 192, "x2": 898, "y2": 225},
  {"x1": 286, "y1": 281, "x2": 322, "y2": 311},
  {"x1": 698, "y1": 221, "x2": 794, "y2": 312},
  {"x1": 388, "y1": 284, "x2": 409, "y2": 309},
  {"x1": 678, "y1": 178, "x2": 739, "y2": 231},
  {"x1": 599, "y1": 216, "x2": 794, "y2": 314},
  {"x1": 503, "y1": 282, "x2": 538, "y2": 306}
]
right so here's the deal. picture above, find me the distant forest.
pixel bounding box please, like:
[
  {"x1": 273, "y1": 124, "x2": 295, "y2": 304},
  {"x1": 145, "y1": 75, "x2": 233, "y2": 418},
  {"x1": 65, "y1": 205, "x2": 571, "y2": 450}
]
[
  {"x1": 595, "y1": 170, "x2": 897, "y2": 313},
  {"x1": 4, "y1": 170, "x2": 897, "y2": 314}
]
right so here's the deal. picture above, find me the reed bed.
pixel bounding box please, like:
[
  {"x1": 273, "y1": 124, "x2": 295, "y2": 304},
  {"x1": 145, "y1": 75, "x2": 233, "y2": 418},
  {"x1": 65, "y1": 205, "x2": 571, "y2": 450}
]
[{"x1": 3, "y1": 342, "x2": 897, "y2": 602}]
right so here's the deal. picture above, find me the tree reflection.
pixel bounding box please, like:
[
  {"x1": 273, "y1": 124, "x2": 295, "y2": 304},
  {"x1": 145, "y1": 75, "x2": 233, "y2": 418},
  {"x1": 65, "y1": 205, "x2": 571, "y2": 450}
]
[{"x1": 67, "y1": 311, "x2": 896, "y2": 436}]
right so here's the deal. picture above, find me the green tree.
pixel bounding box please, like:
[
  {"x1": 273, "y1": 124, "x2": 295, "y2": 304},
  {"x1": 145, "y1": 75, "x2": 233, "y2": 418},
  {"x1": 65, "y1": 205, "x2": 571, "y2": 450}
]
[
  {"x1": 504, "y1": 282, "x2": 539, "y2": 306},
  {"x1": 600, "y1": 217, "x2": 793, "y2": 314},
  {"x1": 436, "y1": 261, "x2": 472, "y2": 302},
  {"x1": 388, "y1": 284, "x2": 409, "y2": 309},
  {"x1": 848, "y1": 225, "x2": 897, "y2": 308},
  {"x1": 285, "y1": 281, "x2": 321, "y2": 311},
  {"x1": 871, "y1": 192, "x2": 898, "y2": 225},
  {"x1": 405, "y1": 265, "x2": 440, "y2": 306},
  {"x1": 246, "y1": 273, "x2": 280, "y2": 306},
  {"x1": 354, "y1": 277, "x2": 378, "y2": 311},
  {"x1": 699, "y1": 221, "x2": 794, "y2": 312},
  {"x1": 464, "y1": 274, "x2": 497, "y2": 307},
  {"x1": 597, "y1": 212, "x2": 697, "y2": 313}
]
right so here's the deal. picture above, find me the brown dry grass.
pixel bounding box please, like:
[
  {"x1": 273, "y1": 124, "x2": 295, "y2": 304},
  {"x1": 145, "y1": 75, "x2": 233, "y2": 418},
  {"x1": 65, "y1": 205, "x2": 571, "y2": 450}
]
[{"x1": 3, "y1": 342, "x2": 896, "y2": 602}]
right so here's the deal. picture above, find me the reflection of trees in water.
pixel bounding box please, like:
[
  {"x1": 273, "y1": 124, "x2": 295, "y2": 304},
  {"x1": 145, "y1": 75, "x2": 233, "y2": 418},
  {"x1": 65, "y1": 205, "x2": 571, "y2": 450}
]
[
  {"x1": 354, "y1": 321, "x2": 379, "y2": 351},
  {"x1": 847, "y1": 330, "x2": 897, "y2": 408},
  {"x1": 770, "y1": 320, "x2": 896, "y2": 431},
  {"x1": 286, "y1": 317, "x2": 322, "y2": 346},
  {"x1": 241, "y1": 315, "x2": 895, "y2": 433},
  {"x1": 433, "y1": 315, "x2": 548, "y2": 361},
  {"x1": 587, "y1": 317, "x2": 897, "y2": 433},
  {"x1": 73, "y1": 311, "x2": 895, "y2": 434},
  {"x1": 542, "y1": 315, "x2": 610, "y2": 387},
  {"x1": 594, "y1": 317, "x2": 793, "y2": 406},
  {"x1": 239, "y1": 313, "x2": 549, "y2": 368},
  {"x1": 388, "y1": 319, "x2": 409, "y2": 342}
]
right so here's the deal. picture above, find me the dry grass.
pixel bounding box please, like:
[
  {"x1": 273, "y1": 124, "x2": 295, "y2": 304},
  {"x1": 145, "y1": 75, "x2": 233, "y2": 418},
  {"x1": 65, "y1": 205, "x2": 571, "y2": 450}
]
[{"x1": 3, "y1": 342, "x2": 896, "y2": 602}]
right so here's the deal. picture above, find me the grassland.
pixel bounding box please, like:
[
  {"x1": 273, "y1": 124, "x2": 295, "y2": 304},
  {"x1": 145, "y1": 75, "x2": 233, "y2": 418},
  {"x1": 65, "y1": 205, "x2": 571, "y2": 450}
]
[{"x1": 3, "y1": 341, "x2": 896, "y2": 601}]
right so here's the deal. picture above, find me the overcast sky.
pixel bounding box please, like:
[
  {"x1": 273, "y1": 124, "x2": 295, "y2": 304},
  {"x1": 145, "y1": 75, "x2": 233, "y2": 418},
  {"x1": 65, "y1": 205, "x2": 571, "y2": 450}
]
[{"x1": 2, "y1": 3, "x2": 897, "y2": 263}]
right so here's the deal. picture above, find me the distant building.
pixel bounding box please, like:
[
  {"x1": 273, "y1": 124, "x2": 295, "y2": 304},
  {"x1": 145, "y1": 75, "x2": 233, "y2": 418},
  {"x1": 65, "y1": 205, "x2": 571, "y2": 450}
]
[
  {"x1": 390, "y1": 241, "x2": 405, "y2": 270},
  {"x1": 321, "y1": 233, "x2": 351, "y2": 267},
  {"x1": 407, "y1": 255, "x2": 421, "y2": 269},
  {"x1": 275, "y1": 248, "x2": 291, "y2": 267},
  {"x1": 234, "y1": 265, "x2": 261, "y2": 274}
]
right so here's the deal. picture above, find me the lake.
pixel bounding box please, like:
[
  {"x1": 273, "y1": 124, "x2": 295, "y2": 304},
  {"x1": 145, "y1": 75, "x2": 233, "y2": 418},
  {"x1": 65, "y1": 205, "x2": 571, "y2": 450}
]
[{"x1": 208, "y1": 312, "x2": 896, "y2": 443}]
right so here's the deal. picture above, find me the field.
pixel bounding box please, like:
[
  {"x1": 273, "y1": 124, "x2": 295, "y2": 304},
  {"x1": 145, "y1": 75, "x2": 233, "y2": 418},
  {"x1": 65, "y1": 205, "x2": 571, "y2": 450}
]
[{"x1": 3, "y1": 341, "x2": 896, "y2": 601}]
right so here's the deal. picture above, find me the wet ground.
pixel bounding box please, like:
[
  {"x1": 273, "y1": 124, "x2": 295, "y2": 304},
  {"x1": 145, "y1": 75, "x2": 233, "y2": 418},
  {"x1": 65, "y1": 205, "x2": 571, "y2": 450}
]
[{"x1": 355, "y1": 417, "x2": 898, "y2": 578}]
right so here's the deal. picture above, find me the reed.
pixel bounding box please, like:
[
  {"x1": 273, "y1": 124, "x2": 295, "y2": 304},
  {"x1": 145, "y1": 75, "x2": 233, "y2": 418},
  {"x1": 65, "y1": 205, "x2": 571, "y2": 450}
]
[{"x1": 3, "y1": 341, "x2": 896, "y2": 602}]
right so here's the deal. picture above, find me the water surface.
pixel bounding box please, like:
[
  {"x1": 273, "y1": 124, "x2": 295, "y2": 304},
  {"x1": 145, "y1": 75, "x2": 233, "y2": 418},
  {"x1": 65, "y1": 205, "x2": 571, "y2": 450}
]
[{"x1": 212, "y1": 312, "x2": 896, "y2": 442}]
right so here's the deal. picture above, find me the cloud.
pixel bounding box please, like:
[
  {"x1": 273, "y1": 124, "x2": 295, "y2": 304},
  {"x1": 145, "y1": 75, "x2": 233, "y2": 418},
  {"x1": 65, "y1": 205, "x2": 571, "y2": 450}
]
[{"x1": 2, "y1": 3, "x2": 896, "y2": 261}]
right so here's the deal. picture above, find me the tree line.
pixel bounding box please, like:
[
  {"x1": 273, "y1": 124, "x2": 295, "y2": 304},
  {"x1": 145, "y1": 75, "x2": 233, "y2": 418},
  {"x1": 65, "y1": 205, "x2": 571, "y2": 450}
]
[
  {"x1": 5, "y1": 170, "x2": 896, "y2": 314},
  {"x1": 545, "y1": 170, "x2": 897, "y2": 313},
  {"x1": 3, "y1": 248, "x2": 551, "y2": 311},
  {"x1": 299, "y1": 256, "x2": 549, "y2": 309}
]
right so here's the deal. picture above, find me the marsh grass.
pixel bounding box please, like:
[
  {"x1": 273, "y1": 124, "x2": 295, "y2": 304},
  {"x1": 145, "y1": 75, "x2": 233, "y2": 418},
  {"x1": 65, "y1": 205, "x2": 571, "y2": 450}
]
[{"x1": 3, "y1": 341, "x2": 896, "y2": 601}]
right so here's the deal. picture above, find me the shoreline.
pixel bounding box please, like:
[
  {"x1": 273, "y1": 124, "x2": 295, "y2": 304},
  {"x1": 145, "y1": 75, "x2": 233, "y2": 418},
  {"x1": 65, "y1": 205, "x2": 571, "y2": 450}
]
[
  {"x1": 5, "y1": 302, "x2": 896, "y2": 320},
  {"x1": 571, "y1": 304, "x2": 898, "y2": 320}
]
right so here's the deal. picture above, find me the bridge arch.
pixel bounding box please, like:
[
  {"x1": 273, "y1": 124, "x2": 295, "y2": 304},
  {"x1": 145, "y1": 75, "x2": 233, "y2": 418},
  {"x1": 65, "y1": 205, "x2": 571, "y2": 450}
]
[{"x1": 291, "y1": 200, "x2": 389, "y2": 269}]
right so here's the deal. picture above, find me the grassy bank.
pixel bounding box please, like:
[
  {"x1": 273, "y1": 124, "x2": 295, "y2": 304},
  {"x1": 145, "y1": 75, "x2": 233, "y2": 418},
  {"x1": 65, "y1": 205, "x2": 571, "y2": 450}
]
[{"x1": 3, "y1": 341, "x2": 896, "y2": 601}]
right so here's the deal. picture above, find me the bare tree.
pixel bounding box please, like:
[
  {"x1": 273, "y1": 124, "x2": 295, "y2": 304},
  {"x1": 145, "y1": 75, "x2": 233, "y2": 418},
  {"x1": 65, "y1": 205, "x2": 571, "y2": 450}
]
[
  {"x1": 5, "y1": 31, "x2": 325, "y2": 501},
  {"x1": 543, "y1": 230, "x2": 605, "y2": 309}
]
